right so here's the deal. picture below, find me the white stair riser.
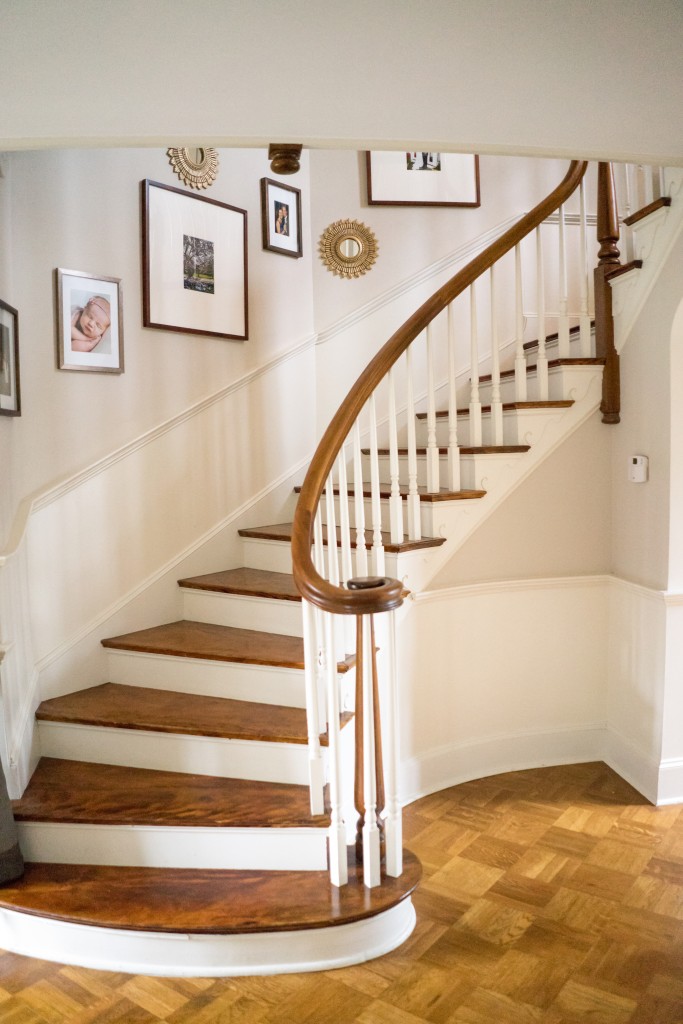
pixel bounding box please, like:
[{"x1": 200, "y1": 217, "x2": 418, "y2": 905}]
[
  {"x1": 419, "y1": 407, "x2": 565, "y2": 447},
  {"x1": 106, "y1": 649, "x2": 308, "y2": 708},
  {"x1": 317, "y1": 492, "x2": 442, "y2": 541},
  {"x1": 37, "y1": 722, "x2": 320, "y2": 786},
  {"x1": 181, "y1": 588, "x2": 304, "y2": 638},
  {"x1": 373, "y1": 452, "x2": 524, "y2": 491},
  {"x1": 18, "y1": 822, "x2": 328, "y2": 870},
  {"x1": 242, "y1": 537, "x2": 293, "y2": 574},
  {"x1": 477, "y1": 363, "x2": 601, "y2": 405}
]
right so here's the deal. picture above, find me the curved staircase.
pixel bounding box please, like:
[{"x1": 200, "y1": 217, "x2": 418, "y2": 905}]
[{"x1": 0, "y1": 161, "x2": 679, "y2": 976}]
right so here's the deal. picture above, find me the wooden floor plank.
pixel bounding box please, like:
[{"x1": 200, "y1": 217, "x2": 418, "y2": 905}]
[{"x1": 12, "y1": 759, "x2": 327, "y2": 828}]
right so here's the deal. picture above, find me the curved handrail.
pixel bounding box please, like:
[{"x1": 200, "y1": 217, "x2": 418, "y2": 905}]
[{"x1": 292, "y1": 160, "x2": 589, "y2": 616}]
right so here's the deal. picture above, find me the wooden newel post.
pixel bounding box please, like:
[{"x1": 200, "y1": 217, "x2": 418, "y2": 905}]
[
  {"x1": 348, "y1": 578, "x2": 386, "y2": 885},
  {"x1": 594, "y1": 162, "x2": 621, "y2": 424}
]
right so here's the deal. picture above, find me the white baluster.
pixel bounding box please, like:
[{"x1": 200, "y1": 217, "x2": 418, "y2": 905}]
[
  {"x1": 352, "y1": 421, "x2": 369, "y2": 578},
  {"x1": 469, "y1": 285, "x2": 483, "y2": 446},
  {"x1": 388, "y1": 368, "x2": 404, "y2": 544},
  {"x1": 302, "y1": 598, "x2": 325, "y2": 814},
  {"x1": 425, "y1": 322, "x2": 440, "y2": 493},
  {"x1": 361, "y1": 613, "x2": 381, "y2": 888},
  {"x1": 489, "y1": 266, "x2": 503, "y2": 445},
  {"x1": 620, "y1": 164, "x2": 634, "y2": 264},
  {"x1": 536, "y1": 226, "x2": 549, "y2": 400},
  {"x1": 557, "y1": 203, "x2": 570, "y2": 358},
  {"x1": 383, "y1": 609, "x2": 402, "y2": 877},
  {"x1": 323, "y1": 608, "x2": 348, "y2": 887},
  {"x1": 405, "y1": 346, "x2": 421, "y2": 540},
  {"x1": 325, "y1": 472, "x2": 340, "y2": 588},
  {"x1": 368, "y1": 393, "x2": 385, "y2": 577},
  {"x1": 643, "y1": 163, "x2": 654, "y2": 206},
  {"x1": 313, "y1": 505, "x2": 325, "y2": 578},
  {"x1": 447, "y1": 302, "x2": 461, "y2": 491},
  {"x1": 514, "y1": 243, "x2": 527, "y2": 402},
  {"x1": 579, "y1": 178, "x2": 592, "y2": 356},
  {"x1": 336, "y1": 446, "x2": 353, "y2": 586}
]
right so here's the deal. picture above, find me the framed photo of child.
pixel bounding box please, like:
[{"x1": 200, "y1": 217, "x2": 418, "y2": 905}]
[
  {"x1": 0, "y1": 298, "x2": 20, "y2": 416},
  {"x1": 55, "y1": 269, "x2": 124, "y2": 373},
  {"x1": 260, "y1": 178, "x2": 302, "y2": 258}
]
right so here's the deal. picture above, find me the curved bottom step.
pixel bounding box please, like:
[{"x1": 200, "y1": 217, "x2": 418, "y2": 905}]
[{"x1": 0, "y1": 852, "x2": 421, "y2": 977}]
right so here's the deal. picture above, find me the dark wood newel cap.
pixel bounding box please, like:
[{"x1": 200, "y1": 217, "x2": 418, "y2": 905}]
[
  {"x1": 347, "y1": 577, "x2": 390, "y2": 591},
  {"x1": 268, "y1": 144, "x2": 302, "y2": 175}
]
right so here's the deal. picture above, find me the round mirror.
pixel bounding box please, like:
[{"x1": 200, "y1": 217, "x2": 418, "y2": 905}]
[
  {"x1": 319, "y1": 219, "x2": 379, "y2": 279},
  {"x1": 167, "y1": 147, "x2": 219, "y2": 190}
]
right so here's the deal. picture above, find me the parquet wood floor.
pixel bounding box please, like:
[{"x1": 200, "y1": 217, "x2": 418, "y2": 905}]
[{"x1": 1, "y1": 762, "x2": 681, "y2": 1023}]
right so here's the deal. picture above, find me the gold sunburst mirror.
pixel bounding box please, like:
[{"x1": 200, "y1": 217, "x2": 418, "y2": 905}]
[
  {"x1": 318, "y1": 219, "x2": 379, "y2": 279},
  {"x1": 167, "y1": 147, "x2": 219, "y2": 190}
]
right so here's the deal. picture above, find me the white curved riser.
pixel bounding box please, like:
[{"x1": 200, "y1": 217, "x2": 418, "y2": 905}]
[
  {"x1": 373, "y1": 450, "x2": 526, "y2": 491},
  {"x1": 37, "y1": 722, "x2": 318, "y2": 786},
  {"x1": 18, "y1": 822, "x2": 328, "y2": 870},
  {"x1": 106, "y1": 650, "x2": 307, "y2": 708},
  {"x1": 241, "y1": 537, "x2": 293, "y2": 574},
  {"x1": 0, "y1": 899, "x2": 416, "y2": 977},
  {"x1": 181, "y1": 589, "x2": 304, "y2": 637}
]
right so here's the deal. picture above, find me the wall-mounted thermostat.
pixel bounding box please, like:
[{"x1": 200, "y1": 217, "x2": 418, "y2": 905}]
[{"x1": 628, "y1": 455, "x2": 649, "y2": 483}]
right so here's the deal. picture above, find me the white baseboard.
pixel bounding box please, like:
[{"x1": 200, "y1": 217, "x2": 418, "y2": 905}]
[{"x1": 657, "y1": 758, "x2": 683, "y2": 805}]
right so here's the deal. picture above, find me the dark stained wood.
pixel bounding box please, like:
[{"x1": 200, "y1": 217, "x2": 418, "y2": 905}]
[
  {"x1": 178, "y1": 566, "x2": 301, "y2": 601},
  {"x1": 605, "y1": 259, "x2": 644, "y2": 280},
  {"x1": 595, "y1": 162, "x2": 621, "y2": 425},
  {"x1": 0, "y1": 848, "x2": 421, "y2": 934},
  {"x1": 419, "y1": 401, "x2": 574, "y2": 417},
  {"x1": 522, "y1": 321, "x2": 589, "y2": 351},
  {"x1": 622, "y1": 195, "x2": 671, "y2": 226},
  {"x1": 36, "y1": 682, "x2": 351, "y2": 747},
  {"x1": 369, "y1": 446, "x2": 531, "y2": 456},
  {"x1": 12, "y1": 758, "x2": 327, "y2": 829},
  {"x1": 291, "y1": 162, "x2": 588, "y2": 618},
  {"x1": 478, "y1": 357, "x2": 604, "y2": 384},
  {"x1": 295, "y1": 483, "x2": 488, "y2": 503},
  {"x1": 239, "y1": 522, "x2": 446, "y2": 554}
]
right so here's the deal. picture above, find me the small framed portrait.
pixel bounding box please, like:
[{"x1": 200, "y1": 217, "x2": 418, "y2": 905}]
[
  {"x1": 0, "y1": 298, "x2": 20, "y2": 416},
  {"x1": 142, "y1": 179, "x2": 248, "y2": 340},
  {"x1": 55, "y1": 269, "x2": 124, "y2": 373},
  {"x1": 260, "y1": 177, "x2": 302, "y2": 258},
  {"x1": 366, "y1": 152, "x2": 481, "y2": 207}
]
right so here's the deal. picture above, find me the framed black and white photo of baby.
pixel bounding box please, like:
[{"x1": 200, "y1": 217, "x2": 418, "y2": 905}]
[
  {"x1": 0, "y1": 298, "x2": 20, "y2": 416},
  {"x1": 55, "y1": 268, "x2": 124, "y2": 374},
  {"x1": 141, "y1": 180, "x2": 248, "y2": 340},
  {"x1": 260, "y1": 178, "x2": 302, "y2": 258}
]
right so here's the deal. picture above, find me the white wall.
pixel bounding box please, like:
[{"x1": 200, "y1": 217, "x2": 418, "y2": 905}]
[{"x1": 1, "y1": 1, "x2": 681, "y2": 165}]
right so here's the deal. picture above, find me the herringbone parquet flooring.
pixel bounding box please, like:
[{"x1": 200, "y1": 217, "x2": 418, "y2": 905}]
[{"x1": 0, "y1": 762, "x2": 681, "y2": 1023}]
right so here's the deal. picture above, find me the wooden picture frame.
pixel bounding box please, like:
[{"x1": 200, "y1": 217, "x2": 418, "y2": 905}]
[
  {"x1": 366, "y1": 152, "x2": 481, "y2": 208},
  {"x1": 0, "y1": 298, "x2": 20, "y2": 415},
  {"x1": 260, "y1": 177, "x2": 302, "y2": 258},
  {"x1": 55, "y1": 269, "x2": 124, "y2": 374},
  {"x1": 141, "y1": 180, "x2": 248, "y2": 340}
]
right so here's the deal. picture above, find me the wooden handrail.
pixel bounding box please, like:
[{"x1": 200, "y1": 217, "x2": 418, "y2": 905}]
[{"x1": 292, "y1": 160, "x2": 589, "y2": 617}]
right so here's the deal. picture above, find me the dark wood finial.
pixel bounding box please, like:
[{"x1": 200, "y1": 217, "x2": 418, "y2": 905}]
[{"x1": 268, "y1": 143, "x2": 302, "y2": 175}]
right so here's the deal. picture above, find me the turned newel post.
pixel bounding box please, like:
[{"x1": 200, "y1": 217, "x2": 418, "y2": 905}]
[{"x1": 594, "y1": 162, "x2": 621, "y2": 424}]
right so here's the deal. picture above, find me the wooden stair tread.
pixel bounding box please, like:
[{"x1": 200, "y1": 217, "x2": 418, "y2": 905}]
[
  {"x1": 13, "y1": 758, "x2": 327, "y2": 828},
  {"x1": 605, "y1": 259, "x2": 643, "y2": 280},
  {"x1": 178, "y1": 567, "x2": 301, "y2": 602},
  {"x1": 522, "y1": 321, "x2": 588, "y2": 351},
  {"x1": 623, "y1": 195, "x2": 671, "y2": 226},
  {"x1": 416, "y1": 400, "x2": 574, "y2": 418},
  {"x1": 36, "y1": 682, "x2": 348, "y2": 746},
  {"x1": 295, "y1": 484, "x2": 486, "y2": 503},
  {"x1": 370, "y1": 445, "x2": 530, "y2": 456},
  {"x1": 239, "y1": 522, "x2": 446, "y2": 553},
  {"x1": 0, "y1": 851, "x2": 421, "y2": 934},
  {"x1": 478, "y1": 356, "x2": 604, "y2": 384}
]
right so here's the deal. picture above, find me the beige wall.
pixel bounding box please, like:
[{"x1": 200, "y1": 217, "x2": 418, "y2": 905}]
[{"x1": 1, "y1": 1, "x2": 681, "y2": 165}]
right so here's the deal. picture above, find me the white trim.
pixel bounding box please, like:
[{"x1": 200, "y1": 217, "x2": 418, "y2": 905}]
[
  {"x1": 603, "y1": 724, "x2": 660, "y2": 805},
  {"x1": 412, "y1": 573, "x2": 611, "y2": 604},
  {"x1": 0, "y1": 898, "x2": 415, "y2": 977},
  {"x1": 0, "y1": 333, "x2": 317, "y2": 563},
  {"x1": 657, "y1": 758, "x2": 683, "y2": 805}
]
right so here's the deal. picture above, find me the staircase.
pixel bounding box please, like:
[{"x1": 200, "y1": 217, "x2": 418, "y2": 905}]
[{"x1": 0, "y1": 161, "x2": 679, "y2": 977}]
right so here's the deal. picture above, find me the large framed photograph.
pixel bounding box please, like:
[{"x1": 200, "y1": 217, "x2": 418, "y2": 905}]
[
  {"x1": 142, "y1": 180, "x2": 248, "y2": 340},
  {"x1": 55, "y1": 269, "x2": 123, "y2": 374},
  {"x1": 0, "y1": 298, "x2": 20, "y2": 416},
  {"x1": 260, "y1": 177, "x2": 302, "y2": 258},
  {"x1": 366, "y1": 152, "x2": 480, "y2": 207}
]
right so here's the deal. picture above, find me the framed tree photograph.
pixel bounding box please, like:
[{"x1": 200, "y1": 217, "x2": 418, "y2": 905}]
[
  {"x1": 260, "y1": 177, "x2": 302, "y2": 258},
  {"x1": 55, "y1": 269, "x2": 124, "y2": 374},
  {"x1": 0, "y1": 298, "x2": 20, "y2": 416},
  {"x1": 366, "y1": 152, "x2": 481, "y2": 207},
  {"x1": 142, "y1": 179, "x2": 248, "y2": 339}
]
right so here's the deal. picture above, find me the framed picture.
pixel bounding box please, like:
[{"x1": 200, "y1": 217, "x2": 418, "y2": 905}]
[
  {"x1": 55, "y1": 269, "x2": 123, "y2": 374},
  {"x1": 366, "y1": 152, "x2": 481, "y2": 207},
  {"x1": 0, "y1": 298, "x2": 20, "y2": 416},
  {"x1": 260, "y1": 177, "x2": 302, "y2": 258},
  {"x1": 142, "y1": 179, "x2": 248, "y2": 340}
]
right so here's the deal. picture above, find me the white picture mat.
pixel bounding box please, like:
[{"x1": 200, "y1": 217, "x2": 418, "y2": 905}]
[
  {"x1": 0, "y1": 307, "x2": 17, "y2": 410},
  {"x1": 369, "y1": 152, "x2": 479, "y2": 204},
  {"x1": 266, "y1": 182, "x2": 299, "y2": 255},
  {"x1": 59, "y1": 274, "x2": 121, "y2": 370},
  {"x1": 147, "y1": 186, "x2": 246, "y2": 336}
]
